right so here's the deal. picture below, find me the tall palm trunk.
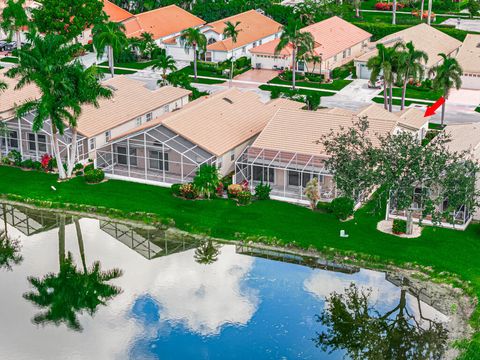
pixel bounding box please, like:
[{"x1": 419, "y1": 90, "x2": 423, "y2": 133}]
[
  {"x1": 66, "y1": 127, "x2": 78, "y2": 178},
  {"x1": 355, "y1": 0, "x2": 360, "y2": 17},
  {"x1": 441, "y1": 89, "x2": 447, "y2": 125},
  {"x1": 74, "y1": 218, "x2": 87, "y2": 273},
  {"x1": 401, "y1": 77, "x2": 408, "y2": 110},
  {"x1": 52, "y1": 123, "x2": 67, "y2": 179},
  {"x1": 58, "y1": 215, "x2": 66, "y2": 267},
  {"x1": 2, "y1": 203, "x2": 7, "y2": 237},
  {"x1": 420, "y1": 0, "x2": 425, "y2": 22},
  {"x1": 292, "y1": 46, "x2": 297, "y2": 90},
  {"x1": 427, "y1": 0, "x2": 433, "y2": 25},
  {"x1": 15, "y1": 30, "x2": 21, "y2": 50},
  {"x1": 388, "y1": 82, "x2": 393, "y2": 112},
  {"x1": 392, "y1": 0, "x2": 397, "y2": 24},
  {"x1": 108, "y1": 45, "x2": 115, "y2": 77},
  {"x1": 229, "y1": 49, "x2": 234, "y2": 88},
  {"x1": 406, "y1": 209, "x2": 413, "y2": 235},
  {"x1": 193, "y1": 43, "x2": 198, "y2": 80},
  {"x1": 383, "y1": 79, "x2": 388, "y2": 110}
]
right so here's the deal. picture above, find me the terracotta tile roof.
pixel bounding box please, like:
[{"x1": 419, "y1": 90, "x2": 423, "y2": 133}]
[
  {"x1": 395, "y1": 107, "x2": 428, "y2": 130},
  {"x1": 356, "y1": 23, "x2": 462, "y2": 68},
  {"x1": 252, "y1": 108, "x2": 397, "y2": 157},
  {"x1": 456, "y1": 34, "x2": 480, "y2": 74},
  {"x1": 206, "y1": 10, "x2": 281, "y2": 52},
  {"x1": 0, "y1": 69, "x2": 40, "y2": 120},
  {"x1": 317, "y1": 107, "x2": 356, "y2": 116},
  {"x1": 445, "y1": 123, "x2": 480, "y2": 154},
  {"x1": 103, "y1": 0, "x2": 133, "y2": 23},
  {"x1": 357, "y1": 103, "x2": 400, "y2": 122},
  {"x1": 250, "y1": 16, "x2": 371, "y2": 59},
  {"x1": 76, "y1": 76, "x2": 191, "y2": 137},
  {"x1": 122, "y1": 5, "x2": 205, "y2": 40},
  {"x1": 114, "y1": 88, "x2": 304, "y2": 156}
]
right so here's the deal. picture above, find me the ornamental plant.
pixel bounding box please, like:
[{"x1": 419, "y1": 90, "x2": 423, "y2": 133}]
[
  {"x1": 193, "y1": 164, "x2": 220, "y2": 199},
  {"x1": 392, "y1": 219, "x2": 407, "y2": 234},
  {"x1": 255, "y1": 183, "x2": 272, "y2": 200},
  {"x1": 227, "y1": 184, "x2": 243, "y2": 198},
  {"x1": 84, "y1": 169, "x2": 105, "y2": 184},
  {"x1": 237, "y1": 190, "x2": 252, "y2": 206},
  {"x1": 180, "y1": 183, "x2": 198, "y2": 200},
  {"x1": 41, "y1": 154, "x2": 53, "y2": 171},
  {"x1": 330, "y1": 197, "x2": 355, "y2": 220},
  {"x1": 304, "y1": 177, "x2": 320, "y2": 210}
]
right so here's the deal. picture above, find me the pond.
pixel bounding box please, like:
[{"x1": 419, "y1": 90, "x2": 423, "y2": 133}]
[{"x1": 0, "y1": 203, "x2": 451, "y2": 360}]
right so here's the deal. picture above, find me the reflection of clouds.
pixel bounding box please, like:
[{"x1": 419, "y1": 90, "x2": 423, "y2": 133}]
[
  {"x1": 406, "y1": 292, "x2": 450, "y2": 326},
  {"x1": 0, "y1": 219, "x2": 258, "y2": 360},
  {"x1": 139, "y1": 245, "x2": 259, "y2": 336},
  {"x1": 304, "y1": 268, "x2": 399, "y2": 306}
]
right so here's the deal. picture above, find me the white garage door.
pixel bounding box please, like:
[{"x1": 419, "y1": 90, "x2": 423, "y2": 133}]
[
  {"x1": 358, "y1": 63, "x2": 372, "y2": 80},
  {"x1": 461, "y1": 75, "x2": 480, "y2": 90}
]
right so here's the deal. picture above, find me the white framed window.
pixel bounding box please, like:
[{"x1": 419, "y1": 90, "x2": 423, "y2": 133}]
[
  {"x1": 230, "y1": 150, "x2": 235, "y2": 161},
  {"x1": 146, "y1": 112, "x2": 153, "y2": 122},
  {"x1": 217, "y1": 159, "x2": 222, "y2": 169},
  {"x1": 163, "y1": 104, "x2": 170, "y2": 113},
  {"x1": 89, "y1": 138, "x2": 96, "y2": 151},
  {"x1": 334, "y1": 55, "x2": 337, "y2": 62},
  {"x1": 105, "y1": 130, "x2": 111, "y2": 142},
  {"x1": 135, "y1": 117, "x2": 142, "y2": 126}
]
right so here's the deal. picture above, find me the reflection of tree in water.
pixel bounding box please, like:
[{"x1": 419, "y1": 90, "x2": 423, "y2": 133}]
[
  {"x1": 0, "y1": 230, "x2": 23, "y2": 271},
  {"x1": 194, "y1": 240, "x2": 220, "y2": 265},
  {"x1": 314, "y1": 283, "x2": 448, "y2": 360},
  {"x1": 23, "y1": 216, "x2": 123, "y2": 331}
]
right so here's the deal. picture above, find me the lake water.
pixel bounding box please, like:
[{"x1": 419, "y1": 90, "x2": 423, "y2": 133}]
[{"x1": 0, "y1": 203, "x2": 450, "y2": 360}]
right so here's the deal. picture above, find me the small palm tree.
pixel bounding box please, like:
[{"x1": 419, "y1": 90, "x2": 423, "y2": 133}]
[
  {"x1": 308, "y1": 53, "x2": 322, "y2": 78},
  {"x1": 1, "y1": 0, "x2": 28, "y2": 50},
  {"x1": 429, "y1": 53, "x2": 463, "y2": 125},
  {"x1": 92, "y1": 21, "x2": 128, "y2": 77},
  {"x1": 223, "y1": 21, "x2": 241, "y2": 87},
  {"x1": 0, "y1": 228, "x2": 23, "y2": 271},
  {"x1": 194, "y1": 240, "x2": 220, "y2": 265},
  {"x1": 275, "y1": 19, "x2": 315, "y2": 90},
  {"x1": 138, "y1": 31, "x2": 158, "y2": 59},
  {"x1": 180, "y1": 27, "x2": 207, "y2": 80},
  {"x1": 152, "y1": 50, "x2": 177, "y2": 86},
  {"x1": 398, "y1": 42, "x2": 428, "y2": 110}
]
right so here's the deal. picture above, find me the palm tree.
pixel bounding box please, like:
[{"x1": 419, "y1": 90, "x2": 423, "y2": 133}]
[
  {"x1": 275, "y1": 19, "x2": 315, "y2": 90},
  {"x1": 0, "y1": 228, "x2": 23, "y2": 271},
  {"x1": 179, "y1": 27, "x2": 207, "y2": 80},
  {"x1": 194, "y1": 240, "x2": 220, "y2": 265},
  {"x1": 1, "y1": 0, "x2": 28, "y2": 50},
  {"x1": 138, "y1": 31, "x2": 158, "y2": 59},
  {"x1": 308, "y1": 53, "x2": 322, "y2": 78},
  {"x1": 367, "y1": 43, "x2": 403, "y2": 111},
  {"x1": 23, "y1": 215, "x2": 123, "y2": 331},
  {"x1": 392, "y1": 0, "x2": 397, "y2": 24},
  {"x1": 152, "y1": 50, "x2": 177, "y2": 86},
  {"x1": 92, "y1": 21, "x2": 128, "y2": 77},
  {"x1": 398, "y1": 42, "x2": 428, "y2": 110},
  {"x1": 223, "y1": 20, "x2": 241, "y2": 87},
  {"x1": 427, "y1": 0, "x2": 433, "y2": 25},
  {"x1": 429, "y1": 53, "x2": 463, "y2": 125}
]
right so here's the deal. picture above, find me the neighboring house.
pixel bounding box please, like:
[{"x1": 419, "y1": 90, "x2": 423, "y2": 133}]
[
  {"x1": 165, "y1": 9, "x2": 282, "y2": 63},
  {"x1": 0, "y1": 0, "x2": 40, "y2": 43},
  {"x1": 121, "y1": 5, "x2": 205, "y2": 47},
  {"x1": 455, "y1": 34, "x2": 480, "y2": 90},
  {"x1": 355, "y1": 23, "x2": 462, "y2": 80},
  {"x1": 0, "y1": 72, "x2": 191, "y2": 162},
  {"x1": 250, "y1": 16, "x2": 371, "y2": 78},
  {"x1": 95, "y1": 88, "x2": 304, "y2": 186},
  {"x1": 102, "y1": 0, "x2": 133, "y2": 22},
  {"x1": 387, "y1": 123, "x2": 480, "y2": 230},
  {"x1": 235, "y1": 104, "x2": 429, "y2": 206}
]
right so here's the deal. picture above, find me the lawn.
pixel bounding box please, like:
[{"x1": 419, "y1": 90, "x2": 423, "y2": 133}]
[
  {"x1": 0, "y1": 165, "x2": 479, "y2": 356},
  {"x1": 388, "y1": 87, "x2": 443, "y2": 101},
  {"x1": 98, "y1": 60, "x2": 156, "y2": 70},
  {"x1": 178, "y1": 66, "x2": 228, "y2": 79},
  {"x1": 259, "y1": 84, "x2": 336, "y2": 97},
  {"x1": 191, "y1": 77, "x2": 226, "y2": 85},
  {"x1": 268, "y1": 76, "x2": 352, "y2": 91},
  {"x1": 372, "y1": 96, "x2": 432, "y2": 107},
  {"x1": 0, "y1": 56, "x2": 19, "y2": 64}
]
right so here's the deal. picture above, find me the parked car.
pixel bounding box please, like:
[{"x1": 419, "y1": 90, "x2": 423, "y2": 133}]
[
  {"x1": 2, "y1": 41, "x2": 17, "y2": 51},
  {"x1": 368, "y1": 76, "x2": 383, "y2": 89}
]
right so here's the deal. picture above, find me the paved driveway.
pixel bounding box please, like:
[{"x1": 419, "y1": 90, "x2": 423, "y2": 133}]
[
  {"x1": 234, "y1": 69, "x2": 280, "y2": 83},
  {"x1": 448, "y1": 89, "x2": 480, "y2": 107}
]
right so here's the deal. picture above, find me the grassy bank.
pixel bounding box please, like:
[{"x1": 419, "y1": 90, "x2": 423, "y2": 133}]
[
  {"x1": 0, "y1": 165, "x2": 479, "y2": 357},
  {"x1": 259, "y1": 84, "x2": 336, "y2": 97},
  {"x1": 268, "y1": 77, "x2": 352, "y2": 91}
]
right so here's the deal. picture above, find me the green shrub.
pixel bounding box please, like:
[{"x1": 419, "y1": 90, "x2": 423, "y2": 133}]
[
  {"x1": 220, "y1": 174, "x2": 233, "y2": 189},
  {"x1": 255, "y1": 182, "x2": 271, "y2": 200},
  {"x1": 330, "y1": 197, "x2": 355, "y2": 220},
  {"x1": 237, "y1": 190, "x2": 252, "y2": 206},
  {"x1": 75, "y1": 170, "x2": 83, "y2": 177},
  {"x1": 227, "y1": 184, "x2": 243, "y2": 198},
  {"x1": 281, "y1": 70, "x2": 305, "y2": 81},
  {"x1": 316, "y1": 201, "x2": 332, "y2": 213},
  {"x1": 20, "y1": 159, "x2": 34, "y2": 169},
  {"x1": 305, "y1": 73, "x2": 323, "y2": 82},
  {"x1": 8, "y1": 150, "x2": 22, "y2": 166},
  {"x1": 73, "y1": 163, "x2": 84, "y2": 171},
  {"x1": 179, "y1": 183, "x2": 198, "y2": 199},
  {"x1": 84, "y1": 163, "x2": 94, "y2": 173},
  {"x1": 171, "y1": 183, "x2": 183, "y2": 197},
  {"x1": 392, "y1": 219, "x2": 408, "y2": 234},
  {"x1": 193, "y1": 164, "x2": 220, "y2": 199},
  {"x1": 84, "y1": 168, "x2": 105, "y2": 184},
  {"x1": 32, "y1": 161, "x2": 42, "y2": 171},
  {"x1": 235, "y1": 56, "x2": 250, "y2": 69},
  {"x1": 331, "y1": 61, "x2": 354, "y2": 79}
]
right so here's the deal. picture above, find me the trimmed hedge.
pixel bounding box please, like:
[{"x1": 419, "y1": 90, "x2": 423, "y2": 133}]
[
  {"x1": 330, "y1": 197, "x2": 355, "y2": 220},
  {"x1": 84, "y1": 169, "x2": 105, "y2": 184}
]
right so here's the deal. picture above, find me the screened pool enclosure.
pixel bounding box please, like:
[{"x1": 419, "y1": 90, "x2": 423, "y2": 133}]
[{"x1": 96, "y1": 124, "x2": 216, "y2": 185}]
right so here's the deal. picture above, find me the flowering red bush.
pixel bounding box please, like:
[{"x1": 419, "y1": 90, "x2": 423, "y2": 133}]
[
  {"x1": 40, "y1": 154, "x2": 52, "y2": 171},
  {"x1": 375, "y1": 2, "x2": 405, "y2": 10}
]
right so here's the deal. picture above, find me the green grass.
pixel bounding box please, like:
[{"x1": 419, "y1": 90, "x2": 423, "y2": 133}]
[
  {"x1": 191, "y1": 77, "x2": 226, "y2": 85},
  {"x1": 96, "y1": 67, "x2": 137, "y2": 75},
  {"x1": 0, "y1": 56, "x2": 19, "y2": 64},
  {"x1": 178, "y1": 66, "x2": 228, "y2": 79},
  {"x1": 372, "y1": 96, "x2": 432, "y2": 107},
  {"x1": 429, "y1": 122, "x2": 446, "y2": 130},
  {"x1": 0, "y1": 165, "x2": 480, "y2": 356},
  {"x1": 268, "y1": 76, "x2": 352, "y2": 91},
  {"x1": 259, "y1": 84, "x2": 336, "y2": 97},
  {"x1": 98, "y1": 60, "x2": 156, "y2": 70},
  {"x1": 387, "y1": 87, "x2": 443, "y2": 101}
]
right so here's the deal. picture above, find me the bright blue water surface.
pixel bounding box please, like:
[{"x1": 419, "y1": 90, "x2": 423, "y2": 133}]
[{"x1": 0, "y1": 204, "x2": 448, "y2": 360}]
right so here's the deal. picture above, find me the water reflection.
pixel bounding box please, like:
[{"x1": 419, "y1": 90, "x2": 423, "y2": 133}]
[
  {"x1": 314, "y1": 283, "x2": 448, "y2": 359},
  {"x1": 0, "y1": 203, "x2": 451, "y2": 360}
]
